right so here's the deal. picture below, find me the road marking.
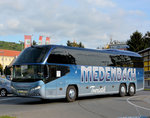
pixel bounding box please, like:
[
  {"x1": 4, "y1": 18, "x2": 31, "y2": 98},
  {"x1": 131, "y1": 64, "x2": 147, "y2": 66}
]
[
  {"x1": 127, "y1": 95, "x2": 150, "y2": 111},
  {"x1": 0, "y1": 97, "x2": 18, "y2": 102}
]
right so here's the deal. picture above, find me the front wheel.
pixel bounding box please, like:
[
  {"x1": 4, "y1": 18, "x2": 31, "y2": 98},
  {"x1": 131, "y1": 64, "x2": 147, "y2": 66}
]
[
  {"x1": 119, "y1": 84, "x2": 126, "y2": 97},
  {"x1": 0, "y1": 89, "x2": 7, "y2": 97},
  {"x1": 66, "y1": 86, "x2": 77, "y2": 102}
]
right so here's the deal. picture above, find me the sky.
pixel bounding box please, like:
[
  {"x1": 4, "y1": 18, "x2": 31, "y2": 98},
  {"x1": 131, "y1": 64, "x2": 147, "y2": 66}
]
[{"x1": 0, "y1": 0, "x2": 150, "y2": 49}]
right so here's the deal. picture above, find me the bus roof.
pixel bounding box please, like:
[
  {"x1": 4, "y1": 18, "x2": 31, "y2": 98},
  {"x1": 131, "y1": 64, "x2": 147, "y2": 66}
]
[{"x1": 33, "y1": 45, "x2": 142, "y2": 57}]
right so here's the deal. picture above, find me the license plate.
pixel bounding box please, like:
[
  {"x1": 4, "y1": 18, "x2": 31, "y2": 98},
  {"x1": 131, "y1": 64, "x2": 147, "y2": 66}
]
[{"x1": 18, "y1": 90, "x2": 28, "y2": 95}]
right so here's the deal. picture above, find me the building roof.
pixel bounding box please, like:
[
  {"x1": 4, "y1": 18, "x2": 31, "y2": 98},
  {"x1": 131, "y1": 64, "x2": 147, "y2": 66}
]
[
  {"x1": 0, "y1": 49, "x2": 21, "y2": 57},
  {"x1": 138, "y1": 47, "x2": 150, "y2": 54}
]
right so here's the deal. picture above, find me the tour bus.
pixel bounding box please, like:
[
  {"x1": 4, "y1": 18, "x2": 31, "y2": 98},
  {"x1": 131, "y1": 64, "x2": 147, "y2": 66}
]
[{"x1": 11, "y1": 45, "x2": 144, "y2": 102}]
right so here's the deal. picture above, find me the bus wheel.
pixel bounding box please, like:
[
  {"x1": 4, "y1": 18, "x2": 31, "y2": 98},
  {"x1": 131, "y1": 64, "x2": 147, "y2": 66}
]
[
  {"x1": 119, "y1": 84, "x2": 126, "y2": 97},
  {"x1": 128, "y1": 84, "x2": 135, "y2": 96},
  {"x1": 66, "y1": 86, "x2": 77, "y2": 102},
  {"x1": 0, "y1": 89, "x2": 7, "y2": 97}
]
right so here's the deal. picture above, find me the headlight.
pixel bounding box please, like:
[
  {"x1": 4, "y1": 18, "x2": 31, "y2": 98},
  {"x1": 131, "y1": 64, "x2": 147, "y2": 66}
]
[
  {"x1": 11, "y1": 86, "x2": 15, "y2": 90},
  {"x1": 31, "y1": 86, "x2": 41, "y2": 91}
]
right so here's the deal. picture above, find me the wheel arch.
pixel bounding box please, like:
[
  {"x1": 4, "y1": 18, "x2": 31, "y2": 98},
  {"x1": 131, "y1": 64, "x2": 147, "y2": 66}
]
[
  {"x1": 0, "y1": 88, "x2": 8, "y2": 96},
  {"x1": 120, "y1": 83, "x2": 127, "y2": 89},
  {"x1": 119, "y1": 83, "x2": 127, "y2": 97},
  {"x1": 0, "y1": 88, "x2": 7, "y2": 91},
  {"x1": 128, "y1": 82, "x2": 136, "y2": 94},
  {"x1": 67, "y1": 84, "x2": 79, "y2": 98}
]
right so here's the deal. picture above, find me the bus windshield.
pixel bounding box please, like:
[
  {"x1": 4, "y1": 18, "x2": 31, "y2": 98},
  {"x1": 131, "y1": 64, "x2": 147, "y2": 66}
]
[
  {"x1": 13, "y1": 46, "x2": 50, "y2": 64},
  {"x1": 12, "y1": 65, "x2": 47, "y2": 82}
]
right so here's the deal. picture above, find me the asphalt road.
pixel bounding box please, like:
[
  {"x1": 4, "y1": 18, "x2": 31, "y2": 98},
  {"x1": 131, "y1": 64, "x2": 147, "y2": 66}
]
[{"x1": 0, "y1": 91, "x2": 150, "y2": 118}]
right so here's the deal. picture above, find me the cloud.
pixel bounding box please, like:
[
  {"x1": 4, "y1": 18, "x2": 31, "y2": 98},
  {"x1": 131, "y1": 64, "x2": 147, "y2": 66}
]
[
  {"x1": 87, "y1": 0, "x2": 116, "y2": 7},
  {"x1": 0, "y1": 24, "x2": 4, "y2": 29},
  {"x1": 7, "y1": 19, "x2": 20, "y2": 29},
  {"x1": 0, "y1": 0, "x2": 24, "y2": 11},
  {"x1": 128, "y1": 10, "x2": 145, "y2": 16},
  {"x1": 0, "y1": 0, "x2": 149, "y2": 48}
]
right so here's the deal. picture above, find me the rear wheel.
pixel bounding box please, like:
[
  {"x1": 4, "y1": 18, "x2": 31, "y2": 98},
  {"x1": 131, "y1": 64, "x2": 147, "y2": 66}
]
[
  {"x1": 0, "y1": 89, "x2": 7, "y2": 97},
  {"x1": 128, "y1": 84, "x2": 135, "y2": 96},
  {"x1": 119, "y1": 84, "x2": 126, "y2": 97},
  {"x1": 66, "y1": 86, "x2": 77, "y2": 102}
]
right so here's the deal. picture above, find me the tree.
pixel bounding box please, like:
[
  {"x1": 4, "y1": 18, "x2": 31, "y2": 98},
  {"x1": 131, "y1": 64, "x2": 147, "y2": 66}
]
[
  {"x1": 79, "y1": 42, "x2": 84, "y2": 48},
  {"x1": 67, "y1": 40, "x2": 84, "y2": 48},
  {"x1": 67, "y1": 40, "x2": 72, "y2": 47},
  {"x1": 32, "y1": 40, "x2": 37, "y2": 45},
  {"x1": 4, "y1": 66, "x2": 11, "y2": 76},
  {"x1": 0, "y1": 41, "x2": 22, "y2": 51},
  {"x1": 126, "y1": 31, "x2": 145, "y2": 52},
  {"x1": 143, "y1": 31, "x2": 150, "y2": 49}
]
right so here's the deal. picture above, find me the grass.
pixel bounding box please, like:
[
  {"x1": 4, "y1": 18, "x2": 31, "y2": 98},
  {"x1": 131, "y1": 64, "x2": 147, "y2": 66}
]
[
  {"x1": 0, "y1": 116, "x2": 16, "y2": 118},
  {"x1": 144, "y1": 88, "x2": 150, "y2": 91}
]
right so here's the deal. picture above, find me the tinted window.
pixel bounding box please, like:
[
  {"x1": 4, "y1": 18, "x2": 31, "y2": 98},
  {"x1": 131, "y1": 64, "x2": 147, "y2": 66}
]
[
  {"x1": 87, "y1": 52, "x2": 113, "y2": 66},
  {"x1": 67, "y1": 49, "x2": 113, "y2": 66},
  {"x1": 67, "y1": 49, "x2": 88, "y2": 65},
  {"x1": 47, "y1": 48, "x2": 70, "y2": 64},
  {"x1": 47, "y1": 47, "x2": 143, "y2": 68},
  {"x1": 14, "y1": 46, "x2": 50, "y2": 64},
  {"x1": 110, "y1": 55, "x2": 132, "y2": 67},
  {"x1": 130, "y1": 57, "x2": 143, "y2": 68},
  {"x1": 110, "y1": 55, "x2": 143, "y2": 68}
]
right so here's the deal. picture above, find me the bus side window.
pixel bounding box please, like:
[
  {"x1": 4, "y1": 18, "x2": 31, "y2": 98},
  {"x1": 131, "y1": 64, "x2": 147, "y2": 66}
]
[
  {"x1": 47, "y1": 48, "x2": 69, "y2": 64},
  {"x1": 49, "y1": 66, "x2": 56, "y2": 81},
  {"x1": 45, "y1": 65, "x2": 70, "y2": 83},
  {"x1": 44, "y1": 65, "x2": 48, "y2": 78}
]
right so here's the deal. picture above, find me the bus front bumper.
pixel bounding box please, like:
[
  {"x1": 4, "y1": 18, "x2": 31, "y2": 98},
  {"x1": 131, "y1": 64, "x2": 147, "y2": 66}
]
[{"x1": 11, "y1": 87, "x2": 42, "y2": 97}]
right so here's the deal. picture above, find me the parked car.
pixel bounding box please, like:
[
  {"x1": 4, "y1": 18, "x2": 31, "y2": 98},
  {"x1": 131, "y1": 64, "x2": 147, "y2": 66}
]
[{"x1": 0, "y1": 77, "x2": 12, "y2": 97}]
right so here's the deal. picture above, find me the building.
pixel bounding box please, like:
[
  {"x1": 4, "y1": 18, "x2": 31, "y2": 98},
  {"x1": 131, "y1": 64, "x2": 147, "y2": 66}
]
[
  {"x1": 0, "y1": 49, "x2": 21, "y2": 70},
  {"x1": 104, "y1": 40, "x2": 129, "y2": 50},
  {"x1": 105, "y1": 43, "x2": 129, "y2": 50},
  {"x1": 139, "y1": 48, "x2": 150, "y2": 88}
]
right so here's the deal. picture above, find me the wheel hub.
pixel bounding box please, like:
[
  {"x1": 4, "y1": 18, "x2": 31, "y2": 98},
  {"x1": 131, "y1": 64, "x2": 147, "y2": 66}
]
[
  {"x1": 121, "y1": 86, "x2": 125, "y2": 93},
  {"x1": 69, "y1": 89, "x2": 75, "y2": 99},
  {"x1": 130, "y1": 86, "x2": 134, "y2": 93},
  {"x1": 1, "y1": 90, "x2": 6, "y2": 96}
]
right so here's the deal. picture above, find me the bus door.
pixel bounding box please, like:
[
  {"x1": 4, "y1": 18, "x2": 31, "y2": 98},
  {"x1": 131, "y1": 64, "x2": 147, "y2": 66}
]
[
  {"x1": 45, "y1": 65, "x2": 69, "y2": 98},
  {"x1": 45, "y1": 65, "x2": 57, "y2": 98},
  {"x1": 56, "y1": 65, "x2": 70, "y2": 97}
]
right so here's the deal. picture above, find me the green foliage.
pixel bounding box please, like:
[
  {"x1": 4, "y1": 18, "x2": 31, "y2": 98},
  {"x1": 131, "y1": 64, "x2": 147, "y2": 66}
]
[
  {"x1": 143, "y1": 31, "x2": 150, "y2": 49},
  {"x1": 32, "y1": 40, "x2": 37, "y2": 45},
  {"x1": 0, "y1": 116, "x2": 16, "y2": 118},
  {"x1": 4, "y1": 66, "x2": 11, "y2": 75},
  {"x1": 144, "y1": 88, "x2": 150, "y2": 91},
  {"x1": 67, "y1": 40, "x2": 84, "y2": 48},
  {"x1": 126, "y1": 31, "x2": 150, "y2": 52},
  {"x1": 0, "y1": 41, "x2": 22, "y2": 51},
  {"x1": 127, "y1": 31, "x2": 144, "y2": 52}
]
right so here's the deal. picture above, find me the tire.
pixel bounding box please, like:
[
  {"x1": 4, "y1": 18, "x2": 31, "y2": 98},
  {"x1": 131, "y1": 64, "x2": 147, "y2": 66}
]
[
  {"x1": 128, "y1": 84, "x2": 135, "y2": 96},
  {"x1": 0, "y1": 89, "x2": 7, "y2": 97},
  {"x1": 66, "y1": 86, "x2": 77, "y2": 102},
  {"x1": 119, "y1": 84, "x2": 126, "y2": 97}
]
